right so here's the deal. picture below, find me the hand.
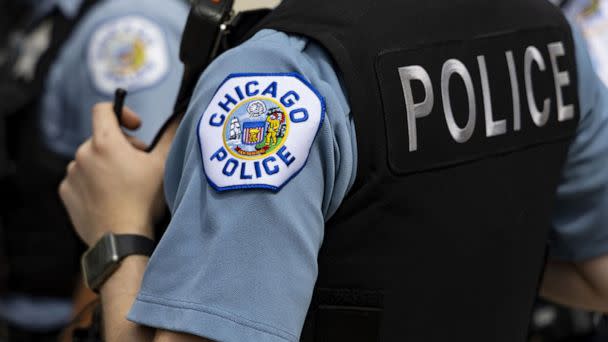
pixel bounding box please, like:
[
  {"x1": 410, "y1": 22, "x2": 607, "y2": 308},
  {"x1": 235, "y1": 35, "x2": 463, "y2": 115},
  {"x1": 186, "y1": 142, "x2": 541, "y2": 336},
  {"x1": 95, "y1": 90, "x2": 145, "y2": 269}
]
[{"x1": 59, "y1": 103, "x2": 177, "y2": 247}]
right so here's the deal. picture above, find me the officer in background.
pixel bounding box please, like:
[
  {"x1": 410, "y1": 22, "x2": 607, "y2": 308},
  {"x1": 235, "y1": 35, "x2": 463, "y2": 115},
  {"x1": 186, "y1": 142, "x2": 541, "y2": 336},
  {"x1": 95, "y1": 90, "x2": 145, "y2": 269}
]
[
  {"x1": 531, "y1": 2, "x2": 608, "y2": 342},
  {"x1": 559, "y1": 0, "x2": 608, "y2": 86},
  {"x1": 59, "y1": 0, "x2": 608, "y2": 341},
  {"x1": 0, "y1": 0, "x2": 188, "y2": 340}
]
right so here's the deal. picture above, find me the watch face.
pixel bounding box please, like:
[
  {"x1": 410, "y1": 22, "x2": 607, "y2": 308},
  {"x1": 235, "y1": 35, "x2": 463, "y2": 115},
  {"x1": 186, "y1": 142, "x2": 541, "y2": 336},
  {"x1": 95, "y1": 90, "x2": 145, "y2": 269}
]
[{"x1": 82, "y1": 234, "x2": 120, "y2": 290}]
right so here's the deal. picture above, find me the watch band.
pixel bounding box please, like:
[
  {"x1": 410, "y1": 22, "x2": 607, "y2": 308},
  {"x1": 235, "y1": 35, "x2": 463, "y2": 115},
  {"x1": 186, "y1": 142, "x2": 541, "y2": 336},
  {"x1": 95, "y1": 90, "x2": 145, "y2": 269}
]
[
  {"x1": 82, "y1": 233, "x2": 156, "y2": 292},
  {"x1": 115, "y1": 234, "x2": 156, "y2": 258}
]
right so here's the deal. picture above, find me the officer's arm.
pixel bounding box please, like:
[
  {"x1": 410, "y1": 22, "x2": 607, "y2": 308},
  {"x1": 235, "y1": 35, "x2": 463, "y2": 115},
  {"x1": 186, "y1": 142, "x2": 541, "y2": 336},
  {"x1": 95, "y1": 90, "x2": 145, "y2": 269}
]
[
  {"x1": 99, "y1": 256, "x2": 154, "y2": 342},
  {"x1": 91, "y1": 29, "x2": 352, "y2": 341},
  {"x1": 98, "y1": 256, "x2": 214, "y2": 342},
  {"x1": 58, "y1": 106, "x2": 212, "y2": 342},
  {"x1": 541, "y1": 20, "x2": 608, "y2": 314},
  {"x1": 542, "y1": 256, "x2": 608, "y2": 313}
]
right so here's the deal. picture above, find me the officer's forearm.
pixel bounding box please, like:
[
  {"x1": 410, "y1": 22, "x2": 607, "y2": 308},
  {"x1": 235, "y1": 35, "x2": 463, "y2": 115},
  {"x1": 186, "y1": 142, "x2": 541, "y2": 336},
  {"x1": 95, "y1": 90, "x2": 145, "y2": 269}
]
[
  {"x1": 541, "y1": 256, "x2": 608, "y2": 313},
  {"x1": 99, "y1": 255, "x2": 215, "y2": 342},
  {"x1": 100, "y1": 255, "x2": 155, "y2": 342}
]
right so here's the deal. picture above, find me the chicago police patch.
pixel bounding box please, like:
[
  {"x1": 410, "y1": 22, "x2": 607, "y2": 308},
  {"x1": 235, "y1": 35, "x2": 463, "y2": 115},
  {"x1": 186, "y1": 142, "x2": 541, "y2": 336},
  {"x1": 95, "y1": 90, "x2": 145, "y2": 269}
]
[
  {"x1": 198, "y1": 73, "x2": 325, "y2": 192},
  {"x1": 88, "y1": 16, "x2": 169, "y2": 94}
]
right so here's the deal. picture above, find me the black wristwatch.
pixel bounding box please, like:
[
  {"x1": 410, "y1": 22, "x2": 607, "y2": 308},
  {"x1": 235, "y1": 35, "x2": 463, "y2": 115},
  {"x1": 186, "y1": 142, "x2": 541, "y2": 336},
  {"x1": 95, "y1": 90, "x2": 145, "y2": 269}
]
[{"x1": 81, "y1": 233, "x2": 155, "y2": 292}]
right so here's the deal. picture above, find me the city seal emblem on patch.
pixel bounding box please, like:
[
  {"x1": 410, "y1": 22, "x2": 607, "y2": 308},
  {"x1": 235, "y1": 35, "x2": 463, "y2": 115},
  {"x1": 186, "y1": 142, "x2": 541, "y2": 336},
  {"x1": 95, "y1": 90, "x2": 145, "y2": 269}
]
[
  {"x1": 88, "y1": 16, "x2": 169, "y2": 94},
  {"x1": 198, "y1": 73, "x2": 325, "y2": 192}
]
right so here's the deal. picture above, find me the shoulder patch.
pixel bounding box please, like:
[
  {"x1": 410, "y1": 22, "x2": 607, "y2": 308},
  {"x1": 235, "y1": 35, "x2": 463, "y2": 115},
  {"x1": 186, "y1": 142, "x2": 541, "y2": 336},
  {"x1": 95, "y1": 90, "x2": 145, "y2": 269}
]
[
  {"x1": 198, "y1": 73, "x2": 325, "y2": 192},
  {"x1": 87, "y1": 15, "x2": 169, "y2": 94}
]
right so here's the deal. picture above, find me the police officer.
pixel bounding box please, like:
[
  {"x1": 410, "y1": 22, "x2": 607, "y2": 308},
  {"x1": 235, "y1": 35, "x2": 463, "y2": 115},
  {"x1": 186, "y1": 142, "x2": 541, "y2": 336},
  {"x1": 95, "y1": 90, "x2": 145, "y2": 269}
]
[
  {"x1": 59, "y1": 0, "x2": 608, "y2": 341},
  {"x1": 0, "y1": 0, "x2": 187, "y2": 340}
]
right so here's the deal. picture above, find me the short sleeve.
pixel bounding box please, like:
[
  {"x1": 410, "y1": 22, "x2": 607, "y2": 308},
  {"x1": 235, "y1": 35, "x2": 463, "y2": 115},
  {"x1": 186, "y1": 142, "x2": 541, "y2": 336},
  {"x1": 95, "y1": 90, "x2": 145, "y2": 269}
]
[
  {"x1": 127, "y1": 30, "x2": 356, "y2": 342},
  {"x1": 39, "y1": 0, "x2": 188, "y2": 157},
  {"x1": 550, "y1": 23, "x2": 608, "y2": 261}
]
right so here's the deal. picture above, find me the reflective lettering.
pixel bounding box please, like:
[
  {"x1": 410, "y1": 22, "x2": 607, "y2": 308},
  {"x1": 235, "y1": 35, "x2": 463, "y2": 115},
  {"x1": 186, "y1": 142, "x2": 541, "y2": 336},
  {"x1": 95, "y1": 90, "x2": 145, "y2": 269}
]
[
  {"x1": 441, "y1": 59, "x2": 476, "y2": 143},
  {"x1": 395, "y1": 43, "x2": 575, "y2": 153},
  {"x1": 398, "y1": 65, "x2": 434, "y2": 151},
  {"x1": 478, "y1": 55, "x2": 507, "y2": 137},
  {"x1": 525, "y1": 46, "x2": 551, "y2": 127},
  {"x1": 506, "y1": 51, "x2": 522, "y2": 131},
  {"x1": 548, "y1": 41, "x2": 574, "y2": 121}
]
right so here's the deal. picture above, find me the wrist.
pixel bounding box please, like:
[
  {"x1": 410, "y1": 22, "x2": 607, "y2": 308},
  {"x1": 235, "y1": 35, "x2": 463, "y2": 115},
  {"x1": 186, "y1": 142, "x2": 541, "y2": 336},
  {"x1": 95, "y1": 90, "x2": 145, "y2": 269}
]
[
  {"x1": 82, "y1": 234, "x2": 155, "y2": 292},
  {"x1": 88, "y1": 222, "x2": 154, "y2": 248},
  {"x1": 99, "y1": 255, "x2": 155, "y2": 342},
  {"x1": 114, "y1": 224, "x2": 155, "y2": 241},
  {"x1": 100, "y1": 255, "x2": 149, "y2": 298},
  {"x1": 110, "y1": 217, "x2": 155, "y2": 235}
]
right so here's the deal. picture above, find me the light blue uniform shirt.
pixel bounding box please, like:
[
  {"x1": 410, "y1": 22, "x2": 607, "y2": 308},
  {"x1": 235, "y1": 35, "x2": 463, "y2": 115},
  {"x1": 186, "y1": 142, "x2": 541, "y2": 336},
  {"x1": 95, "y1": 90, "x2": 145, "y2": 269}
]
[
  {"x1": 561, "y1": 0, "x2": 608, "y2": 86},
  {"x1": 0, "y1": 0, "x2": 188, "y2": 330},
  {"x1": 551, "y1": 22, "x2": 608, "y2": 261},
  {"x1": 40, "y1": 0, "x2": 189, "y2": 156},
  {"x1": 128, "y1": 25, "x2": 608, "y2": 342}
]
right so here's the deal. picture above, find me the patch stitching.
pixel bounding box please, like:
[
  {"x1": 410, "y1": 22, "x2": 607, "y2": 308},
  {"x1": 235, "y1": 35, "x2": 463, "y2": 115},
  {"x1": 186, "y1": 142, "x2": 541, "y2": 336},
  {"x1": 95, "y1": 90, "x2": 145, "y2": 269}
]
[{"x1": 197, "y1": 73, "x2": 326, "y2": 192}]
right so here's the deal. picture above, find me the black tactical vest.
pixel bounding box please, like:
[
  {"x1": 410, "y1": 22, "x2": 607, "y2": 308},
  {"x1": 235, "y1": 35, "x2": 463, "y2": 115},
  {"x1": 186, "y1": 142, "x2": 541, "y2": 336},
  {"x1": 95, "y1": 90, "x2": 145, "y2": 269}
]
[
  {"x1": 246, "y1": 0, "x2": 581, "y2": 341},
  {"x1": 0, "y1": 0, "x2": 97, "y2": 297}
]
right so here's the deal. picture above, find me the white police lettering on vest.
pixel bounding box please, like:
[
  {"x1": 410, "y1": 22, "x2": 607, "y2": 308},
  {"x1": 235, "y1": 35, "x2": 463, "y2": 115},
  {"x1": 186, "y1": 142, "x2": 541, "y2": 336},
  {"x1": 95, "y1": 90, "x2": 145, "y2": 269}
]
[
  {"x1": 400, "y1": 41, "x2": 575, "y2": 152},
  {"x1": 198, "y1": 73, "x2": 325, "y2": 192}
]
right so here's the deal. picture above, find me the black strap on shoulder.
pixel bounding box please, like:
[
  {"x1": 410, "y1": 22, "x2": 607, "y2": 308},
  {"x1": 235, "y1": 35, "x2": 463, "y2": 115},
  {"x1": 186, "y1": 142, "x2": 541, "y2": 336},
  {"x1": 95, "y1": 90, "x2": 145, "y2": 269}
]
[
  {"x1": 145, "y1": 0, "x2": 234, "y2": 153},
  {"x1": 147, "y1": 1, "x2": 271, "y2": 152},
  {"x1": 171, "y1": 0, "x2": 235, "y2": 120}
]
